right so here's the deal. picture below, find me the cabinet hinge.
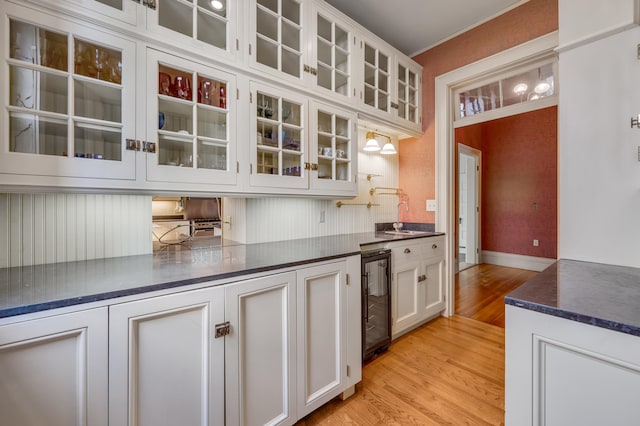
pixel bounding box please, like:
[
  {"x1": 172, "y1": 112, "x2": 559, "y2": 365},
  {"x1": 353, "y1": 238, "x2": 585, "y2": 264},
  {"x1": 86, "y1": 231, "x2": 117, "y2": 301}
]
[
  {"x1": 249, "y1": 44, "x2": 252, "y2": 55},
  {"x1": 250, "y1": 92, "x2": 252, "y2": 103},
  {"x1": 346, "y1": 274, "x2": 350, "y2": 285},
  {"x1": 126, "y1": 139, "x2": 140, "y2": 151},
  {"x1": 214, "y1": 321, "x2": 231, "y2": 339},
  {"x1": 142, "y1": 141, "x2": 156, "y2": 153},
  {"x1": 236, "y1": 39, "x2": 239, "y2": 51},
  {"x1": 236, "y1": 161, "x2": 239, "y2": 173},
  {"x1": 346, "y1": 365, "x2": 351, "y2": 377},
  {"x1": 236, "y1": 88, "x2": 239, "y2": 100},
  {"x1": 250, "y1": 163, "x2": 253, "y2": 174}
]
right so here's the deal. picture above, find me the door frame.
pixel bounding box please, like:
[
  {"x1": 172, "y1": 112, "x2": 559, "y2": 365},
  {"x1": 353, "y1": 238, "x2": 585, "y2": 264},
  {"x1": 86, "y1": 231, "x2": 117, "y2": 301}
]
[
  {"x1": 457, "y1": 143, "x2": 481, "y2": 271},
  {"x1": 435, "y1": 31, "x2": 558, "y2": 316}
]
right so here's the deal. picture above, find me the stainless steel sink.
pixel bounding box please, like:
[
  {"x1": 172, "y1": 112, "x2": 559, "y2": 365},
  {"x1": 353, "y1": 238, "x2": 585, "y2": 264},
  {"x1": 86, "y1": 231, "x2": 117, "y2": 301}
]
[{"x1": 384, "y1": 230, "x2": 429, "y2": 236}]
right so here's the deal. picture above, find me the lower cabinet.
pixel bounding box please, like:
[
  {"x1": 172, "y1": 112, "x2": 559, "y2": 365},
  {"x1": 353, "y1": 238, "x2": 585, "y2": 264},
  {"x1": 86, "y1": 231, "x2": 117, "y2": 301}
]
[
  {"x1": 389, "y1": 237, "x2": 446, "y2": 338},
  {"x1": 0, "y1": 308, "x2": 109, "y2": 426},
  {"x1": 109, "y1": 286, "x2": 226, "y2": 426}
]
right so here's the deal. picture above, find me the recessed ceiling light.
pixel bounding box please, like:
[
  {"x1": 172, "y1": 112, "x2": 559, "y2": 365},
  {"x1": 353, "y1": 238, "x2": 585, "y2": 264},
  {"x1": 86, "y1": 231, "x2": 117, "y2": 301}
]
[{"x1": 210, "y1": 0, "x2": 224, "y2": 10}]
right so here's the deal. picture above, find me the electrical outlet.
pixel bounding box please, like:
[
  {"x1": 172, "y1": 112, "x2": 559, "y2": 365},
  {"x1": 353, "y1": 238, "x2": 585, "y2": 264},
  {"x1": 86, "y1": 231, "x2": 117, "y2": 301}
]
[
  {"x1": 426, "y1": 200, "x2": 437, "y2": 211},
  {"x1": 533, "y1": 239, "x2": 539, "y2": 247},
  {"x1": 319, "y1": 210, "x2": 326, "y2": 223}
]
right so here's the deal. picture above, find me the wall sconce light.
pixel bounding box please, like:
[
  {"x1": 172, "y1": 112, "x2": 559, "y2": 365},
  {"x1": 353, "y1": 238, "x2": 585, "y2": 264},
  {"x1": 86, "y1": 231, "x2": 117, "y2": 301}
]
[{"x1": 364, "y1": 131, "x2": 397, "y2": 155}]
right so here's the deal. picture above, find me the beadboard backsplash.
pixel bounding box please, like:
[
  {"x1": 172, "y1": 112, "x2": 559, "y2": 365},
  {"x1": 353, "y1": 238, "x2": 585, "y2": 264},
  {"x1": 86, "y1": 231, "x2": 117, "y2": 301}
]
[{"x1": 0, "y1": 193, "x2": 152, "y2": 268}]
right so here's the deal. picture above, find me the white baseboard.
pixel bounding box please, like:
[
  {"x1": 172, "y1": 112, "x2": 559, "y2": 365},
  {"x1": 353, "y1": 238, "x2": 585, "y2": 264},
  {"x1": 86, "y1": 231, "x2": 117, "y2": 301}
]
[{"x1": 481, "y1": 250, "x2": 556, "y2": 272}]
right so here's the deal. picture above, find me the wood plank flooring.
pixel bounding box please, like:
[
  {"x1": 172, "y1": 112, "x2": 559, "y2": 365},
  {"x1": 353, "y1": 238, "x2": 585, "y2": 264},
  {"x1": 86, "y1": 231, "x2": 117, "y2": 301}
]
[{"x1": 296, "y1": 263, "x2": 537, "y2": 425}]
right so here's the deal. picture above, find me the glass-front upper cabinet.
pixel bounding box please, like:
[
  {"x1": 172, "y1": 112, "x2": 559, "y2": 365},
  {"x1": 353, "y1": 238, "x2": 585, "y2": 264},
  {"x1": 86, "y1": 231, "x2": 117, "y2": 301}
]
[
  {"x1": 31, "y1": 0, "x2": 139, "y2": 27},
  {"x1": 146, "y1": 0, "x2": 237, "y2": 62},
  {"x1": 310, "y1": 3, "x2": 354, "y2": 101},
  {"x1": 145, "y1": 49, "x2": 236, "y2": 186},
  {"x1": 396, "y1": 57, "x2": 421, "y2": 129},
  {"x1": 250, "y1": 81, "x2": 307, "y2": 189},
  {"x1": 250, "y1": 0, "x2": 305, "y2": 83},
  {"x1": 361, "y1": 40, "x2": 392, "y2": 117},
  {"x1": 0, "y1": 4, "x2": 136, "y2": 182},
  {"x1": 309, "y1": 101, "x2": 356, "y2": 193}
]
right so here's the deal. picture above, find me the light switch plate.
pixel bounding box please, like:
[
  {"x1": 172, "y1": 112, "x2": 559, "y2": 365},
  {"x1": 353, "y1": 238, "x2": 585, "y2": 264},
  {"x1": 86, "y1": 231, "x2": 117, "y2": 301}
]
[{"x1": 426, "y1": 200, "x2": 437, "y2": 211}]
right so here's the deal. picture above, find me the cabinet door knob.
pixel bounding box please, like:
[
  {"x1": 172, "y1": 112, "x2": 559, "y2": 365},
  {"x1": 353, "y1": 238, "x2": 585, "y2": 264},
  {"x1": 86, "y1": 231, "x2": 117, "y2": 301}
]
[
  {"x1": 418, "y1": 274, "x2": 427, "y2": 282},
  {"x1": 432, "y1": 244, "x2": 438, "y2": 249},
  {"x1": 404, "y1": 248, "x2": 411, "y2": 254}
]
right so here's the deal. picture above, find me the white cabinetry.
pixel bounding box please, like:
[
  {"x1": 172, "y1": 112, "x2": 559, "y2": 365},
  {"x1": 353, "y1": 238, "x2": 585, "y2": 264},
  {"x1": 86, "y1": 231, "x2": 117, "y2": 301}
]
[
  {"x1": 145, "y1": 48, "x2": 237, "y2": 188},
  {"x1": 359, "y1": 38, "x2": 393, "y2": 120},
  {"x1": 395, "y1": 56, "x2": 422, "y2": 129},
  {"x1": 28, "y1": 0, "x2": 140, "y2": 27},
  {"x1": 0, "y1": 2, "x2": 137, "y2": 185},
  {"x1": 296, "y1": 261, "x2": 346, "y2": 417},
  {"x1": 0, "y1": 308, "x2": 108, "y2": 426},
  {"x1": 506, "y1": 305, "x2": 640, "y2": 425},
  {"x1": 109, "y1": 286, "x2": 225, "y2": 426},
  {"x1": 250, "y1": 81, "x2": 357, "y2": 196},
  {"x1": 389, "y1": 236, "x2": 445, "y2": 338},
  {"x1": 225, "y1": 272, "x2": 297, "y2": 426}
]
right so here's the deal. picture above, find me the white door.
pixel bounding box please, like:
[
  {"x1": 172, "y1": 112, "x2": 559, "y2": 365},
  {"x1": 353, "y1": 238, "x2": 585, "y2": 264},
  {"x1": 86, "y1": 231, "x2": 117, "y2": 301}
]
[
  {"x1": 109, "y1": 286, "x2": 225, "y2": 426},
  {"x1": 458, "y1": 144, "x2": 481, "y2": 269},
  {"x1": 296, "y1": 262, "x2": 346, "y2": 417},
  {"x1": 391, "y1": 254, "x2": 421, "y2": 337},
  {"x1": 225, "y1": 272, "x2": 297, "y2": 426},
  {"x1": 0, "y1": 308, "x2": 108, "y2": 426}
]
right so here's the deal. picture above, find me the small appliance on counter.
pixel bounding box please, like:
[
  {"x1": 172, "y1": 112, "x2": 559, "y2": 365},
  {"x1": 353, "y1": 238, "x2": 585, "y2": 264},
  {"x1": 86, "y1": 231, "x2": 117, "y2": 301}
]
[{"x1": 361, "y1": 248, "x2": 392, "y2": 362}]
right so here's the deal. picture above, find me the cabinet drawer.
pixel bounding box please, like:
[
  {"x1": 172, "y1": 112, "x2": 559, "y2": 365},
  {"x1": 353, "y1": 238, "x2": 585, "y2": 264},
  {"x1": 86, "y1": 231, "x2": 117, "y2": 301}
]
[{"x1": 389, "y1": 237, "x2": 445, "y2": 266}]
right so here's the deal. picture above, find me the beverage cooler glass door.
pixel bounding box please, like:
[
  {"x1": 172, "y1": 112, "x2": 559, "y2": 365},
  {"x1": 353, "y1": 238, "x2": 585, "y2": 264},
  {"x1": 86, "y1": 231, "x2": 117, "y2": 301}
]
[{"x1": 361, "y1": 249, "x2": 391, "y2": 361}]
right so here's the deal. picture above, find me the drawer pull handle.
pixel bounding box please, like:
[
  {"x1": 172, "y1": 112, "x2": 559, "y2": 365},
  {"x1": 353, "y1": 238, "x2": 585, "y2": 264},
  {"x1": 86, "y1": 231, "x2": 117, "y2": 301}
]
[
  {"x1": 432, "y1": 244, "x2": 438, "y2": 249},
  {"x1": 404, "y1": 248, "x2": 411, "y2": 254},
  {"x1": 418, "y1": 274, "x2": 427, "y2": 282}
]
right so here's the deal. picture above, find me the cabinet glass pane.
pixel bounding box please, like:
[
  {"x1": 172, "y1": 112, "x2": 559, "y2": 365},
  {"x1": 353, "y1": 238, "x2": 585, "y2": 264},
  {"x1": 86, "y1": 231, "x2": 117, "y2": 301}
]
[
  {"x1": 409, "y1": 87, "x2": 417, "y2": 104},
  {"x1": 335, "y1": 49, "x2": 348, "y2": 72},
  {"x1": 378, "y1": 71, "x2": 388, "y2": 92},
  {"x1": 317, "y1": 15, "x2": 331, "y2": 41},
  {"x1": 398, "y1": 65, "x2": 406, "y2": 83},
  {"x1": 197, "y1": 11, "x2": 226, "y2": 49},
  {"x1": 364, "y1": 64, "x2": 375, "y2": 86},
  {"x1": 282, "y1": 127, "x2": 300, "y2": 151},
  {"x1": 317, "y1": 39, "x2": 331, "y2": 66},
  {"x1": 282, "y1": 152, "x2": 302, "y2": 175},
  {"x1": 197, "y1": 140, "x2": 227, "y2": 170},
  {"x1": 282, "y1": 21, "x2": 300, "y2": 51},
  {"x1": 97, "y1": 0, "x2": 123, "y2": 9},
  {"x1": 317, "y1": 157, "x2": 331, "y2": 179},
  {"x1": 158, "y1": 65, "x2": 193, "y2": 101},
  {"x1": 74, "y1": 40, "x2": 122, "y2": 84},
  {"x1": 158, "y1": 99, "x2": 193, "y2": 133},
  {"x1": 197, "y1": 76, "x2": 226, "y2": 108},
  {"x1": 336, "y1": 161, "x2": 349, "y2": 181},
  {"x1": 282, "y1": 100, "x2": 300, "y2": 126},
  {"x1": 377, "y1": 92, "x2": 388, "y2": 111},
  {"x1": 197, "y1": 108, "x2": 226, "y2": 139},
  {"x1": 10, "y1": 112, "x2": 67, "y2": 156},
  {"x1": 317, "y1": 111, "x2": 331, "y2": 133},
  {"x1": 281, "y1": 0, "x2": 300, "y2": 25},
  {"x1": 335, "y1": 26, "x2": 348, "y2": 50},
  {"x1": 10, "y1": 66, "x2": 68, "y2": 115},
  {"x1": 256, "y1": 38, "x2": 278, "y2": 69},
  {"x1": 10, "y1": 20, "x2": 68, "y2": 71},
  {"x1": 257, "y1": 0, "x2": 277, "y2": 14},
  {"x1": 74, "y1": 124, "x2": 121, "y2": 160},
  {"x1": 282, "y1": 49, "x2": 300, "y2": 77},
  {"x1": 257, "y1": 149, "x2": 278, "y2": 174},
  {"x1": 159, "y1": 0, "x2": 193, "y2": 38},
  {"x1": 364, "y1": 86, "x2": 375, "y2": 107},
  {"x1": 409, "y1": 105, "x2": 417, "y2": 123},
  {"x1": 257, "y1": 93, "x2": 278, "y2": 121},
  {"x1": 257, "y1": 120, "x2": 279, "y2": 147},
  {"x1": 409, "y1": 70, "x2": 416, "y2": 87},
  {"x1": 364, "y1": 44, "x2": 375, "y2": 65},
  {"x1": 398, "y1": 101, "x2": 407, "y2": 119},
  {"x1": 197, "y1": 0, "x2": 226, "y2": 17},
  {"x1": 378, "y1": 53, "x2": 388, "y2": 72},
  {"x1": 74, "y1": 80, "x2": 122, "y2": 122},
  {"x1": 317, "y1": 64, "x2": 331, "y2": 90},
  {"x1": 335, "y1": 116, "x2": 348, "y2": 138},
  {"x1": 257, "y1": 7, "x2": 278, "y2": 41},
  {"x1": 335, "y1": 72, "x2": 348, "y2": 96},
  {"x1": 158, "y1": 136, "x2": 194, "y2": 167},
  {"x1": 398, "y1": 83, "x2": 407, "y2": 101}
]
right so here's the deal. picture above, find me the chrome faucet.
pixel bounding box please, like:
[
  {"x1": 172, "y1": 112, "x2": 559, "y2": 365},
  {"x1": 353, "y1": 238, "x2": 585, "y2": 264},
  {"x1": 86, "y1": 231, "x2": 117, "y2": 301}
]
[{"x1": 393, "y1": 200, "x2": 409, "y2": 231}]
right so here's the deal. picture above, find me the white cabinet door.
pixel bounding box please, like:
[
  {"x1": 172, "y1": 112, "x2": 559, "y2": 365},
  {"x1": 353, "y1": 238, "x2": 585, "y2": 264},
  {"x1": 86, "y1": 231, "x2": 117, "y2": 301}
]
[
  {"x1": 309, "y1": 101, "x2": 357, "y2": 195},
  {"x1": 394, "y1": 56, "x2": 422, "y2": 131},
  {"x1": 145, "y1": 0, "x2": 238, "y2": 63},
  {"x1": 145, "y1": 48, "x2": 237, "y2": 187},
  {"x1": 423, "y1": 258, "x2": 446, "y2": 319},
  {"x1": 109, "y1": 286, "x2": 225, "y2": 426},
  {"x1": 391, "y1": 252, "x2": 421, "y2": 337},
  {"x1": 309, "y1": 2, "x2": 356, "y2": 103},
  {"x1": 250, "y1": 81, "x2": 308, "y2": 190},
  {"x1": 225, "y1": 272, "x2": 297, "y2": 426},
  {"x1": 0, "y1": 3, "x2": 137, "y2": 183},
  {"x1": 296, "y1": 261, "x2": 346, "y2": 417},
  {"x1": 358, "y1": 37, "x2": 394, "y2": 120},
  {"x1": 25, "y1": 0, "x2": 140, "y2": 27},
  {"x1": 249, "y1": 0, "x2": 308, "y2": 85},
  {"x1": 0, "y1": 308, "x2": 108, "y2": 426}
]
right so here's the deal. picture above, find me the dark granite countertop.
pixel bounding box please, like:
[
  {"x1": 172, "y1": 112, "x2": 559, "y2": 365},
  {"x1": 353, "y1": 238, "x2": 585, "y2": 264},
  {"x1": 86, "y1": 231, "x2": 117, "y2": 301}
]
[
  {"x1": 0, "y1": 230, "x2": 443, "y2": 318},
  {"x1": 505, "y1": 259, "x2": 640, "y2": 336}
]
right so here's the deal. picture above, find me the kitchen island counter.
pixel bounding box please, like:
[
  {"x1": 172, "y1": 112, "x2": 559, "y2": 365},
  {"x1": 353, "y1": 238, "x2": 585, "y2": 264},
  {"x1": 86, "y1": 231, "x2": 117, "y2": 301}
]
[{"x1": 0, "y1": 231, "x2": 443, "y2": 318}]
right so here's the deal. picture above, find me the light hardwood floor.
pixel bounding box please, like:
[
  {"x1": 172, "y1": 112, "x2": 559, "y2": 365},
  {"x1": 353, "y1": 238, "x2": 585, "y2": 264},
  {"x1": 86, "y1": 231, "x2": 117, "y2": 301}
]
[{"x1": 297, "y1": 264, "x2": 537, "y2": 425}]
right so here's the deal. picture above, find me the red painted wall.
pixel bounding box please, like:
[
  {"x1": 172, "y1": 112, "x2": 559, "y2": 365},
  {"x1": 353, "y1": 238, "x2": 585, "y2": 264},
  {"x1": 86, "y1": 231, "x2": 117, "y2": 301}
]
[
  {"x1": 456, "y1": 107, "x2": 558, "y2": 259},
  {"x1": 399, "y1": 0, "x2": 558, "y2": 224}
]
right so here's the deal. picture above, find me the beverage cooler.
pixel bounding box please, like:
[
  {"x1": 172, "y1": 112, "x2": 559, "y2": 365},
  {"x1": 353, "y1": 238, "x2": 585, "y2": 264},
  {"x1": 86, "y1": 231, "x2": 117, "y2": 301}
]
[{"x1": 361, "y1": 248, "x2": 392, "y2": 361}]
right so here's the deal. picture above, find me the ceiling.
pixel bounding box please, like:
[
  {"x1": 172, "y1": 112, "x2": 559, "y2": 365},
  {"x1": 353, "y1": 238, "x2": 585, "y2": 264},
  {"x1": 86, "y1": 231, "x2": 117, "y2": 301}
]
[{"x1": 323, "y1": 0, "x2": 526, "y2": 56}]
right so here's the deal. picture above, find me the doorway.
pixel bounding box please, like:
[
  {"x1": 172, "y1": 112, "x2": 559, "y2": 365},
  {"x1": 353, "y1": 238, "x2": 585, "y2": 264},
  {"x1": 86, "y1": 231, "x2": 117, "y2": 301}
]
[{"x1": 457, "y1": 144, "x2": 481, "y2": 272}]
